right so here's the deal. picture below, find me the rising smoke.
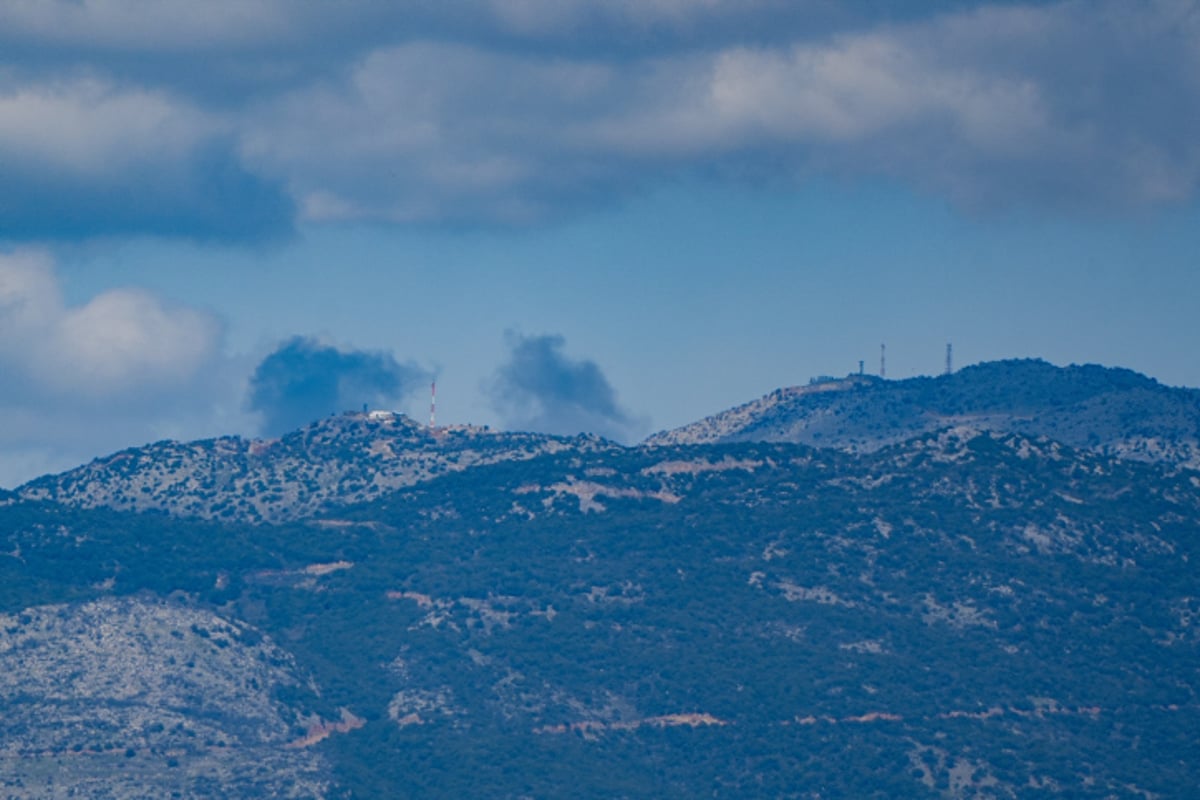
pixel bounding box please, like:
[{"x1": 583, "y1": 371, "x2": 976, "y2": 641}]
[
  {"x1": 248, "y1": 337, "x2": 429, "y2": 436},
  {"x1": 487, "y1": 332, "x2": 646, "y2": 442}
]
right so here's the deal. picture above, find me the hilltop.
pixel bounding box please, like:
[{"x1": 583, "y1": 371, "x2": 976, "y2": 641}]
[
  {"x1": 19, "y1": 360, "x2": 1199, "y2": 528},
  {"x1": 18, "y1": 411, "x2": 614, "y2": 524},
  {"x1": 647, "y1": 359, "x2": 1200, "y2": 469}
]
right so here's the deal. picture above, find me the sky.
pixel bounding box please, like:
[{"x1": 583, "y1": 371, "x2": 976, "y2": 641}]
[{"x1": 2, "y1": 0, "x2": 1199, "y2": 486}]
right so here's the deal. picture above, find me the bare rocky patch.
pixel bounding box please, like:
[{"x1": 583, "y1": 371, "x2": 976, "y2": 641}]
[{"x1": 0, "y1": 597, "x2": 331, "y2": 799}]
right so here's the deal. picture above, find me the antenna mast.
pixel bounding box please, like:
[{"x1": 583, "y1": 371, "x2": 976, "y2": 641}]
[
  {"x1": 880, "y1": 343, "x2": 886, "y2": 379},
  {"x1": 945, "y1": 343, "x2": 953, "y2": 376},
  {"x1": 429, "y1": 380, "x2": 437, "y2": 429}
]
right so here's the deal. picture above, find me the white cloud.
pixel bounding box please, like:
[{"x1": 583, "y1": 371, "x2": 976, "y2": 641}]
[
  {"x1": 2, "y1": 1, "x2": 1200, "y2": 235},
  {"x1": 572, "y1": 2, "x2": 1200, "y2": 208},
  {"x1": 241, "y1": 42, "x2": 628, "y2": 224},
  {"x1": 228, "y1": 2, "x2": 1200, "y2": 223},
  {"x1": 0, "y1": 250, "x2": 221, "y2": 399},
  {"x1": 0, "y1": 250, "x2": 241, "y2": 486},
  {"x1": 51, "y1": 289, "x2": 218, "y2": 392},
  {"x1": 0, "y1": 1, "x2": 308, "y2": 50},
  {"x1": 0, "y1": 78, "x2": 216, "y2": 177}
]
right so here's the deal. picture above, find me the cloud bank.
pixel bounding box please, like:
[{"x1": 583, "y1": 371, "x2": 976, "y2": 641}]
[
  {"x1": 488, "y1": 332, "x2": 645, "y2": 441},
  {"x1": 1, "y1": 0, "x2": 1198, "y2": 240},
  {"x1": 247, "y1": 337, "x2": 430, "y2": 436},
  {"x1": 0, "y1": 79, "x2": 294, "y2": 241}
]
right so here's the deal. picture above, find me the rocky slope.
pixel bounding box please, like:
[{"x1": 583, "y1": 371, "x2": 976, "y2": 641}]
[
  {"x1": 0, "y1": 596, "x2": 332, "y2": 799},
  {"x1": 19, "y1": 411, "x2": 613, "y2": 524},
  {"x1": 646, "y1": 359, "x2": 1200, "y2": 469}
]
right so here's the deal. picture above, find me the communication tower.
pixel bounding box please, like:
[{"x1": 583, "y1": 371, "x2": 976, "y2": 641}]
[
  {"x1": 880, "y1": 343, "x2": 886, "y2": 379},
  {"x1": 429, "y1": 380, "x2": 437, "y2": 429},
  {"x1": 945, "y1": 343, "x2": 953, "y2": 376}
]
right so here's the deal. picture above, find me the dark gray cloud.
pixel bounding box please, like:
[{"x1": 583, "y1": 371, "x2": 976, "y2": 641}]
[
  {"x1": 1, "y1": 0, "x2": 1198, "y2": 241},
  {"x1": 0, "y1": 77, "x2": 294, "y2": 243},
  {"x1": 248, "y1": 337, "x2": 429, "y2": 436},
  {"x1": 0, "y1": 138, "x2": 293, "y2": 243},
  {"x1": 488, "y1": 333, "x2": 646, "y2": 442}
]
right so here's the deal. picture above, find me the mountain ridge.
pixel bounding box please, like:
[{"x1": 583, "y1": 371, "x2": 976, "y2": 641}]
[
  {"x1": 18, "y1": 410, "x2": 615, "y2": 524},
  {"x1": 646, "y1": 358, "x2": 1200, "y2": 470},
  {"x1": 16, "y1": 359, "x2": 1199, "y2": 526}
]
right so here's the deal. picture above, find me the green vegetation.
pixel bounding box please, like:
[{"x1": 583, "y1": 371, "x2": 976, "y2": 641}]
[{"x1": 3, "y1": 430, "x2": 1200, "y2": 797}]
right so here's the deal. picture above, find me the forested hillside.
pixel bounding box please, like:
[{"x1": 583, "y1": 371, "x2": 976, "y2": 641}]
[{"x1": 3, "y1": 424, "x2": 1198, "y2": 797}]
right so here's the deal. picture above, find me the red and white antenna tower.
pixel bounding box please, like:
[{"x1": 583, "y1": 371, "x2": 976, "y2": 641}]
[{"x1": 429, "y1": 380, "x2": 437, "y2": 429}]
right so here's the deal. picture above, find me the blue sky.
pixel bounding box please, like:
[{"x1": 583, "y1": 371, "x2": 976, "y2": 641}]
[{"x1": 2, "y1": 0, "x2": 1199, "y2": 485}]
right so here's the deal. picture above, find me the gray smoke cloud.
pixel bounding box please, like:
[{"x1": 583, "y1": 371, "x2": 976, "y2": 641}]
[
  {"x1": 488, "y1": 332, "x2": 646, "y2": 442},
  {"x1": 248, "y1": 337, "x2": 429, "y2": 436}
]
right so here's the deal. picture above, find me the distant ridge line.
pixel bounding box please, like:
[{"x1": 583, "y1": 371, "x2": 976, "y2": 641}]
[{"x1": 644, "y1": 359, "x2": 1200, "y2": 471}]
